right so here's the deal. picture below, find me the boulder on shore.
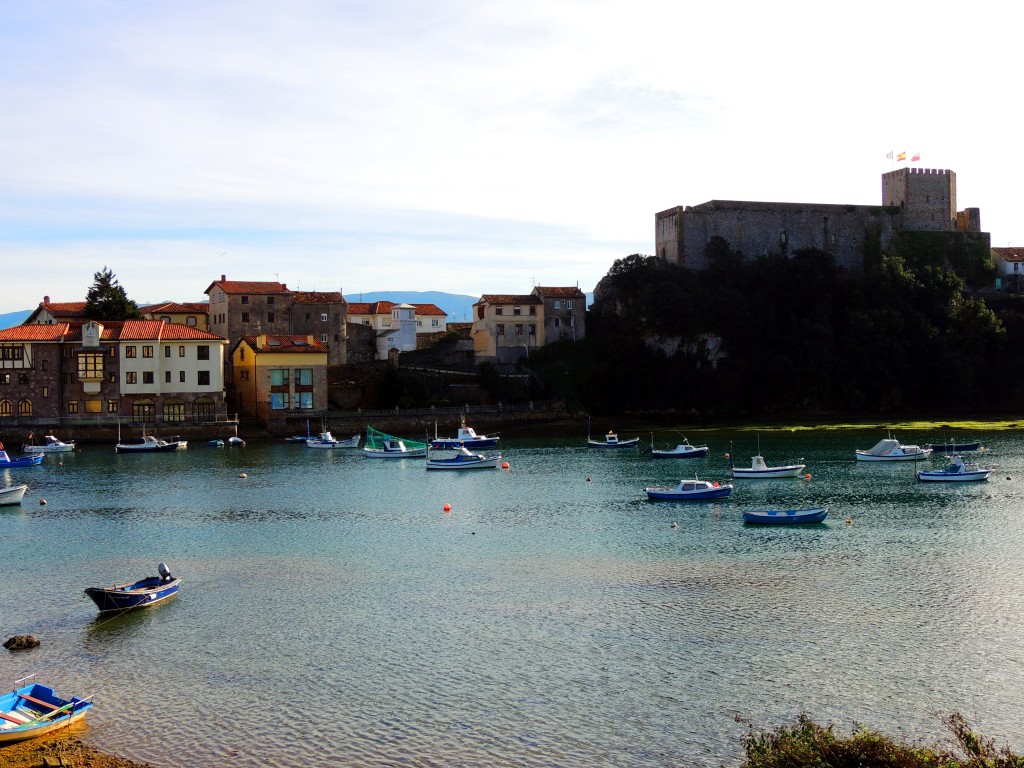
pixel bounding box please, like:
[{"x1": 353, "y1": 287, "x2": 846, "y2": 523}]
[{"x1": 4, "y1": 634, "x2": 40, "y2": 651}]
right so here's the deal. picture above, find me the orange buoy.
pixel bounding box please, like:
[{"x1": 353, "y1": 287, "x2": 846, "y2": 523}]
[
  {"x1": 713, "y1": 482, "x2": 720, "y2": 487},
  {"x1": 724, "y1": 452, "x2": 730, "y2": 459},
  {"x1": 443, "y1": 503, "x2": 451, "y2": 512},
  {"x1": 501, "y1": 462, "x2": 509, "y2": 469},
  {"x1": 805, "y1": 473, "x2": 811, "y2": 480}
]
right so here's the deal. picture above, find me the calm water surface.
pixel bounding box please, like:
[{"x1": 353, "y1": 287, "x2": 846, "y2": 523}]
[{"x1": 2, "y1": 428, "x2": 1024, "y2": 767}]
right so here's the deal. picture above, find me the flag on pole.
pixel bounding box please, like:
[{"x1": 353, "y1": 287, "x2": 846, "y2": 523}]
[
  {"x1": 911, "y1": 153, "x2": 920, "y2": 162},
  {"x1": 886, "y1": 150, "x2": 893, "y2": 160},
  {"x1": 897, "y1": 151, "x2": 906, "y2": 162}
]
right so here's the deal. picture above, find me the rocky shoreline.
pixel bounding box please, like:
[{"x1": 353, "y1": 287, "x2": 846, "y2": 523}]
[{"x1": 0, "y1": 735, "x2": 158, "y2": 768}]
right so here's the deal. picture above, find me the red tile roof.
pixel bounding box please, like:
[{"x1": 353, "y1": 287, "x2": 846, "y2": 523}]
[
  {"x1": 993, "y1": 247, "x2": 1024, "y2": 262},
  {"x1": 534, "y1": 286, "x2": 585, "y2": 299},
  {"x1": 413, "y1": 303, "x2": 447, "y2": 316},
  {"x1": 348, "y1": 301, "x2": 446, "y2": 316},
  {"x1": 204, "y1": 279, "x2": 289, "y2": 295},
  {"x1": 240, "y1": 335, "x2": 329, "y2": 353},
  {"x1": 476, "y1": 294, "x2": 542, "y2": 305},
  {"x1": 0, "y1": 324, "x2": 72, "y2": 341},
  {"x1": 141, "y1": 302, "x2": 210, "y2": 314},
  {"x1": 117, "y1": 320, "x2": 224, "y2": 341},
  {"x1": 291, "y1": 291, "x2": 346, "y2": 304}
]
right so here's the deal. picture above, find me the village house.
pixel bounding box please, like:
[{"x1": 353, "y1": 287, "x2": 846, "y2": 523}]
[
  {"x1": 0, "y1": 318, "x2": 228, "y2": 426},
  {"x1": 992, "y1": 247, "x2": 1024, "y2": 292},
  {"x1": 230, "y1": 334, "x2": 329, "y2": 423},
  {"x1": 471, "y1": 286, "x2": 586, "y2": 363},
  {"x1": 140, "y1": 301, "x2": 210, "y2": 331}
]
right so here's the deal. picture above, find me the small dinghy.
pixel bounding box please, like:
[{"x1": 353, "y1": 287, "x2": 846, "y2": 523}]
[
  {"x1": 0, "y1": 484, "x2": 28, "y2": 506},
  {"x1": 742, "y1": 507, "x2": 829, "y2": 525},
  {"x1": 426, "y1": 446, "x2": 503, "y2": 470},
  {"x1": 0, "y1": 676, "x2": 92, "y2": 744},
  {"x1": 85, "y1": 562, "x2": 181, "y2": 613}
]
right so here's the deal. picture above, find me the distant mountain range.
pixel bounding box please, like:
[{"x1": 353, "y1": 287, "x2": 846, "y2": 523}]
[{"x1": 0, "y1": 290, "x2": 592, "y2": 331}]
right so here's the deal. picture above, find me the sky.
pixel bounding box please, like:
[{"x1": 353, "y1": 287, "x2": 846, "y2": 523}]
[{"x1": 2, "y1": 0, "x2": 1019, "y2": 314}]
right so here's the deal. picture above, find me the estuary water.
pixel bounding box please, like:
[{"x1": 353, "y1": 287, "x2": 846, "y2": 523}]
[{"x1": 2, "y1": 427, "x2": 1024, "y2": 767}]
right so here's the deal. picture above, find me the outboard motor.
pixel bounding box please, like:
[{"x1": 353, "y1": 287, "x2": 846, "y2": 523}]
[{"x1": 157, "y1": 562, "x2": 172, "y2": 582}]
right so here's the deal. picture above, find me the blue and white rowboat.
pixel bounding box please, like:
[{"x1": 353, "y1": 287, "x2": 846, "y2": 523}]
[
  {"x1": 85, "y1": 563, "x2": 180, "y2": 613},
  {"x1": 0, "y1": 677, "x2": 93, "y2": 744},
  {"x1": 742, "y1": 507, "x2": 829, "y2": 524}
]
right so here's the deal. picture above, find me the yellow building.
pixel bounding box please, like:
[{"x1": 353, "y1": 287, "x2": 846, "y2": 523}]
[{"x1": 231, "y1": 335, "x2": 329, "y2": 423}]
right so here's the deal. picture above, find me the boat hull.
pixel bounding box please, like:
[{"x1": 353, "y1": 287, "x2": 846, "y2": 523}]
[
  {"x1": 22, "y1": 444, "x2": 74, "y2": 453},
  {"x1": 0, "y1": 484, "x2": 28, "y2": 506},
  {"x1": 927, "y1": 442, "x2": 981, "y2": 453},
  {"x1": 0, "y1": 683, "x2": 92, "y2": 744},
  {"x1": 732, "y1": 466, "x2": 806, "y2": 478},
  {"x1": 84, "y1": 576, "x2": 181, "y2": 613},
  {"x1": 0, "y1": 454, "x2": 44, "y2": 468},
  {"x1": 307, "y1": 435, "x2": 360, "y2": 449},
  {"x1": 426, "y1": 455, "x2": 502, "y2": 470},
  {"x1": 588, "y1": 438, "x2": 641, "y2": 448},
  {"x1": 855, "y1": 451, "x2": 931, "y2": 462},
  {"x1": 651, "y1": 448, "x2": 709, "y2": 459},
  {"x1": 646, "y1": 485, "x2": 732, "y2": 500},
  {"x1": 363, "y1": 448, "x2": 427, "y2": 458},
  {"x1": 917, "y1": 469, "x2": 992, "y2": 482},
  {"x1": 115, "y1": 442, "x2": 181, "y2": 453},
  {"x1": 742, "y1": 507, "x2": 829, "y2": 524}
]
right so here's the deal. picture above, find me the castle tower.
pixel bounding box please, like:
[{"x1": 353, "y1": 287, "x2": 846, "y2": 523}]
[{"x1": 882, "y1": 167, "x2": 957, "y2": 231}]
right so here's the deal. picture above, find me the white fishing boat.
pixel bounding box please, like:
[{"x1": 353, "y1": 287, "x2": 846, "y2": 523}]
[
  {"x1": 855, "y1": 437, "x2": 932, "y2": 462},
  {"x1": 730, "y1": 453, "x2": 806, "y2": 479},
  {"x1": 306, "y1": 431, "x2": 360, "y2": 449},
  {"x1": 917, "y1": 453, "x2": 993, "y2": 482},
  {"x1": 0, "y1": 484, "x2": 28, "y2": 506},
  {"x1": 21, "y1": 434, "x2": 75, "y2": 454}
]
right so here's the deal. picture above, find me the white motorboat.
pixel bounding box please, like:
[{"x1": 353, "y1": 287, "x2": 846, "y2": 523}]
[
  {"x1": 426, "y1": 446, "x2": 502, "y2": 470},
  {"x1": 645, "y1": 477, "x2": 732, "y2": 500},
  {"x1": 587, "y1": 431, "x2": 641, "y2": 448},
  {"x1": 115, "y1": 434, "x2": 183, "y2": 453},
  {"x1": 0, "y1": 484, "x2": 28, "y2": 506},
  {"x1": 21, "y1": 434, "x2": 75, "y2": 454},
  {"x1": 305, "y1": 431, "x2": 360, "y2": 449},
  {"x1": 731, "y1": 453, "x2": 806, "y2": 479},
  {"x1": 917, "y1": 453, "x2": 993, "y2": 482},
  {"x1": 855, "y1": 438, "x2": 932, "y2": 462}
]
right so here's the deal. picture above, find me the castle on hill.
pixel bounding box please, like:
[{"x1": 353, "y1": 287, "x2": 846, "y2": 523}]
[{"x1": 654, "y1": 167, "x2": 989, "y2": 271}]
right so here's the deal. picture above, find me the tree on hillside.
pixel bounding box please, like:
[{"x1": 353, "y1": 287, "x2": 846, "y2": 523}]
[{"x1": 84, "y1": 267, "x2": 144, "y2": 320}]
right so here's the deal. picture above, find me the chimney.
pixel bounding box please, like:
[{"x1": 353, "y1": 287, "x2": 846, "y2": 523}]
[
  {"x1": 43, "y1": 295, "x2": 50, "y2": 304},
  {"x1": 221, "y1": 275, "x2": 226, "y2": 282}
]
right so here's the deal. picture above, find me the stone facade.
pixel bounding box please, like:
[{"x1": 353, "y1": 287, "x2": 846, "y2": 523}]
[{"x1": 656, "y1": 168, "x2": 985, "y2": 271}]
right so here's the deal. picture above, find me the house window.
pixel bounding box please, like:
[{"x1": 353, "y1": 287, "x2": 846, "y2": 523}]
[
  {"x1": 19, "y1": 373, "x2": 28, "y2": 385},
  {"x1": 267, "y1": 312, "x2": 275, "y2": 323},
  {"x1": 553, "y1": 300, "x2": 560, "y2": 309},
  {"x1": 126, "y1": 372, "x2": 137, "y2": 384},
  {"x1": 513, "y1": 307, "x2": 522, "y2": 315},
  {"x1": 165, "y1": 371, "x2": 171, "y2": 383},
  {"x1": 143, "y1": 346, "x2": 153, "y2": 358},
  {"x1": 321, "y1": 313, "x2": 328, "y2": 322},
  {"x1": 320, "y1": 334, "x2": 328, "y2": 343},
  {"x1": 78, "y1": 352, "x2": 103, "y2": 379},
  {"x1": 109, "y1": 372, "x2": 117, "y2": 383},
  {"x1": 270, "y1": 393, "x2": 290, "y2": 410},
  {"x1": 163, "y1": 399, "x2": 185, "y2": 422},
  {"x1": 554, "y1": 318, "x2": 561, "y2": 328},
  {"x1": 41, "y1": 360, "x2": 48, "y2": 371},
  {"x1": 241, "y1": 296, "x2": 249, "y2": 304},
  {"x1": 125, "y1": 346, "x2": 137, "y2": 358},
  {"x1": 109, "y1": 347, "x2": 117, "y2": 357},
  {"x1": 270, "y1": 369, "x2": 290, "y2": 386},
  {"x1": 143, "y1": 372, "x2": 154, "y2": 384},
  {"x1": 187, "y1": 316, "x2": 197, "y2": 326},
  {"x1": 18, "y1": 399, "x2": 31, "y2": 416},
  {"x1": 0, "y1": 399, "x2": 11, "y2": 416},
  {"x1": 0, "y1": 373, "x2": 8, "y2": 385},
  {"x1": 295, "y1": 368, "x2": 313, "y2": 386},
  {"x1": 193, "y1": 397, "x2": 215, "y2": 421},
  {"x1": 496, "y1": 307, "x2": 503, "y2": 315},
  {"x1": 432, "y1": 319, "x2": 439, "y2": 327},
  {"x1": 160, "y1": 315, "x2": 171, "y2": 323},
  {"x1": 566, "y1": 300, "x2": 573, "y2": 309},
  {"x1": 529, "y1": 324, "x2": 536, "y2": 336},
  {"x1": 197, "y1": 346, "x2": 210, "y2": 360},
  {"x1": 180, "y1": 371, "x2": 185, "y2": 383},
  {"x1": 132, "y1": 400, "x2": 155, "y2": 423},
  {"x1": 516, "y1": 324, "x2": 523, "y2": 335},
  {"x1": 267, "y1": 296, "x2": 275, "y2": 305},
  {"x1": 362, "y1": 320, "x2": 370, "y2": 326},
  {"x1": 66, "y1": 400, "x2": 78, "y2": 414},
  {"x1": 164, "y1": 346, "x2": 171, "y2": 357},
  {"x1": 497, "y1": 324, "x2": 505, "y2": 335},
  {"x1": 1016, "y1": 263, "x2": 1020, "y2": 273},
  {"x1": 42, "y1": 386, "x2": 49, "y2": 398},
  {"x1": 108, "y1": 400, "x2": 118, "y2": 413},
  {"x1": 242, "y1": 312, "x2": 250, "y2": 323},
  {"x1": 529, "y1": 306, "x2": 536, "y2": 315},
  {"x1": 179, "y1": 346, "x2": 185, "y2": 357},
  {"x1": 198, "y1": 371, "x2": 211, "y2": 386},
  {"x1": 296, "y1": 392, "x2": 313, "y2": 409},
  {"x1": 240, "y1": 370, "x2": 249, "y2": 380},
  {"x1": 84, "y1": 399, "x2": 101, "y2": 414}
]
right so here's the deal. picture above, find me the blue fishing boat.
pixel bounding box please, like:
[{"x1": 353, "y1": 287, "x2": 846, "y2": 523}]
[
  {"x1": 0, "y1": 676, "x2": 93, "y2": 743},
  {"x1": 0, "y1": 448, "x2": 44, "y2": 468},
  {"x1": 645, "y1": 477, "x2": 732, "y2": 500},
  {"x1": 84, "y1": 563, "x2": 181, "y2": 613},
  {"x1": 426, "y1": 446, "x2": 502, "y2": 470},
  {"x1": 742, "y1": 507, "x2": 829, "y2": 525}
]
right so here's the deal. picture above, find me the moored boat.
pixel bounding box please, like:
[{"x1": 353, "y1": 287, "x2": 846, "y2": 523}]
[
  {"x1": 925, "y1": 439, "x2": 982, "y2": 454},
  {"x1": 0, "y1": 676, "x2": 93, "y2": 744},
  {"x1": 742, "y1": 507, "x2": 829, "y2": 525},
  {"x1": 306, "y1": 431, "x2": 360, "y2": 449},
  {"x1": 362, "y1": 426, "x2": 427, "y2": 458},
  {"x1": 84, "y1": 563, "x2": 180, "y2": 613},
  {"x1": 0, "y1": 484, "x2": 28, "y2": 506},
  {"x1": 21, "y1": 434, "x2": 75, "y2": 454},
  {"x1": 645, "y1": 477, "x2": 732, "y2": 500},
  {"x1": 917, "y1": 453, "x2": 993, "y2": 482},
  {"x1": 115, "y1": 435, "x2": 182, "y2": 453},
  {"x1": 429, "y1": 418, "x2": 500, "y2": 450},
  {"x1": 587, "y1": 430, "x2": 641, "y2": 449},
  {"x1": 730, "y1": 453, "x2": 806, "y2": 479},
  {"x1": 647, "y1": 434, "x2": 709, "y2": 458},
  {"x1": 0, "y1": 448, "x2": 44, "y2": 468},
  {"x1": 426, "y1": 446, "x2": 502, "y2": 470},
  {"x1": 855, "y1": 438, "x2": 932, "y2": 462}
]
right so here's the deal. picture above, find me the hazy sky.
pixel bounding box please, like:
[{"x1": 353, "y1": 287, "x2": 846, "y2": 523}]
[{"x1": 2, "y1": 1, "x2": 1017, "y2": 314}]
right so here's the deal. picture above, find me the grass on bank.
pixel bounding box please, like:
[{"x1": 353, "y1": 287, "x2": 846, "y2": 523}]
[{"x1": 740, "y1": 713, "x2": 1024, "y2": 768}]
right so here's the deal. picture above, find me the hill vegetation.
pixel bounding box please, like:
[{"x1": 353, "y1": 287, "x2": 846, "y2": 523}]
[{"x1": 528, "y1": 239, "x2": 1024, "y2": 419}]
